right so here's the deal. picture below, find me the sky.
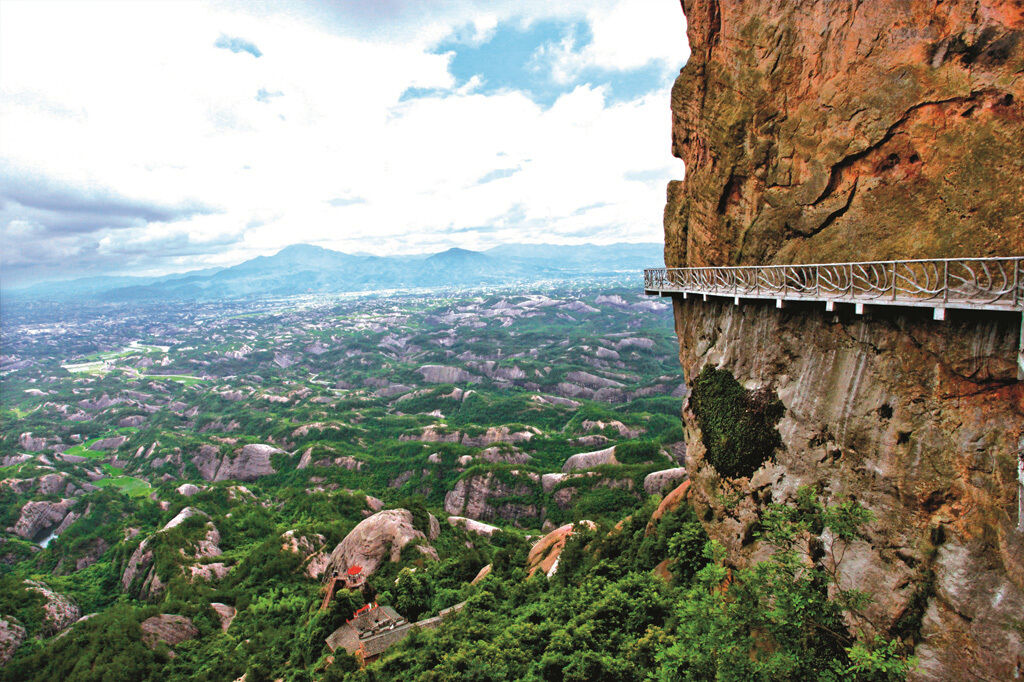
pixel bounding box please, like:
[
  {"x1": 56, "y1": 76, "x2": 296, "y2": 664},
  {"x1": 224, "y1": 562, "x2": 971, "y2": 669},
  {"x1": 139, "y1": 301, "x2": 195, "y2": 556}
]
[{"x1": 0, "y1": 0, "x2": 689, "y2": 286}]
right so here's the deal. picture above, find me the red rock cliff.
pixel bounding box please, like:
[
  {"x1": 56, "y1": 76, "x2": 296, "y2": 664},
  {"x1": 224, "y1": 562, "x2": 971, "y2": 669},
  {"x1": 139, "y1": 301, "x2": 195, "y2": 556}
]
[{"x1": 664, "y1": 2, "x2": 1024, "y2": 679}]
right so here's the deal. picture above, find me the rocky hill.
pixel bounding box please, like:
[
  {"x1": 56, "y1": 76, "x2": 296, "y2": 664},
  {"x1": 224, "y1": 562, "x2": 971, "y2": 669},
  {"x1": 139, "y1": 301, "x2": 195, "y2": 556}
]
[{"x1": 664, "y1": 2, "x2": 1024, "y2": 679}]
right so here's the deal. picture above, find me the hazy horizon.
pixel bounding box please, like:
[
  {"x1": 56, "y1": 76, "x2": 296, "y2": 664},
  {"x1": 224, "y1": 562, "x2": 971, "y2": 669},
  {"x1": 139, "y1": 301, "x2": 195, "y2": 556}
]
[{"x1": 2, "y1": 239, "x2": 664, "y2": 291}]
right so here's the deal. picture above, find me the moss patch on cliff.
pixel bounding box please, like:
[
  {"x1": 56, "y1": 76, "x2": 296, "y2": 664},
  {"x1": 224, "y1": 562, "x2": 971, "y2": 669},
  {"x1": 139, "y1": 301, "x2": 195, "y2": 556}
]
[{"x1": 689, "y1": 365, "x2": 783, "y2": 478}]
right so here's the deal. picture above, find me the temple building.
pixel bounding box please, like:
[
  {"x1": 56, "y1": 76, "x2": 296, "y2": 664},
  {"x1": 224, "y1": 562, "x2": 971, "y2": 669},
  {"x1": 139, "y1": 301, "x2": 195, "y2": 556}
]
[{"x1": 325, "y1": 601, "x2": 466, "y2": 665}]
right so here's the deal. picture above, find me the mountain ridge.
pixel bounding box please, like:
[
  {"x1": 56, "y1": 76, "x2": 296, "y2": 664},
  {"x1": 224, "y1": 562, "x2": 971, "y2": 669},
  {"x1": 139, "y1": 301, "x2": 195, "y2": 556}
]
[{"x1": 4, "y1": 242, "x2": 663, "y2": 302}]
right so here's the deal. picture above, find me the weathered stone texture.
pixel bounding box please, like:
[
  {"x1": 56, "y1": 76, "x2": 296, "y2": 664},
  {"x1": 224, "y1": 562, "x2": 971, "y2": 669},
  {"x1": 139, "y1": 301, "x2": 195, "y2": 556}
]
[
  {"x1": 443, "y1": 470, "x2": 541, "y2": 525},
  {"x1": 668, "y1": 0, "x2": 1024, "y2": 270},
  {"x1": 666, "y1": 2, "x2": 1024, "y2": 679},
  {"x1": 326, "y1": 509, "x2": 439, "y2": 579}
]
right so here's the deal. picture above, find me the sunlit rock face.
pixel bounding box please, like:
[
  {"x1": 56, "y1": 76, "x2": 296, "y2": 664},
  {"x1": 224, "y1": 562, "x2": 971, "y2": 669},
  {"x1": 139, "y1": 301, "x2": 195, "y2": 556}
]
[
  {"x1": 666, "y1": 1, "x2": 1024, "y2": 268},
  {"x1": 665, "y1": 2, "x2": 1024, "y2": 679}
]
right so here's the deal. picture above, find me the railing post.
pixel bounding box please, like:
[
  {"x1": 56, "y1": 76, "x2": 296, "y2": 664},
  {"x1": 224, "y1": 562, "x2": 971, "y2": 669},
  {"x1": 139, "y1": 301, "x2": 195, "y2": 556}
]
[
  {"x1": 891, "y1": 261, "x2": 896, "y2": 300},
  {"x1": 943, "y1": 261, "x2": 949, "y2": 305},
  {"x1": 815, "y1": 266, "x2": 820, "y2": 297},
  {"x1": 1014, "y1": 259, "x2": 1020, "y2": 309}
]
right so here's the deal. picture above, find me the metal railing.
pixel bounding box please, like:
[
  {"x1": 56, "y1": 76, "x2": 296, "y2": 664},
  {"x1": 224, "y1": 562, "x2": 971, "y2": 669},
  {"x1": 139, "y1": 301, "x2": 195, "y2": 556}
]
[{"x1": 644, "y1": 257, "x2": 1024, "y2": 312}]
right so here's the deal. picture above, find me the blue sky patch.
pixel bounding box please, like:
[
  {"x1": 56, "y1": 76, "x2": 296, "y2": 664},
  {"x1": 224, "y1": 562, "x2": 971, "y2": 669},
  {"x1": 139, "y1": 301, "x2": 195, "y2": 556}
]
[
  {"x1": 255, "y1": 88, "x2": 283, "y2": 103},
  {"x1": 476, "y1": 167, "x2": 519, "y2": 184},
  {"x1": 328, "y1": 196, "x2": 366, "y2": 207},
  {"x1": 400, "y1": 19, "x2": 667, "y2": 108},
  {"x1": 215, "y1": 34, "x2": 262, "y2": 58}
]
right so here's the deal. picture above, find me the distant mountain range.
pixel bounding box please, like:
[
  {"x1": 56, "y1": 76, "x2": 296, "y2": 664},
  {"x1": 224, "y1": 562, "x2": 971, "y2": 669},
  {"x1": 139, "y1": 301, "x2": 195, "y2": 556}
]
[{"x1": 5, "y1": 242, "x2": 663, "y2": 302}]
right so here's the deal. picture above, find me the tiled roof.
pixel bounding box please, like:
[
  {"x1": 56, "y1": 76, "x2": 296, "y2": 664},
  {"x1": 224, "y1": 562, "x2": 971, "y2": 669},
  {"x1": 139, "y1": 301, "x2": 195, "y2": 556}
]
[
  {"x1": 325, "y1": 624, "x2": 360, "y2": 654},
  {"x1": 360, "y1": 623, "x2": 415, "y2": 657}
]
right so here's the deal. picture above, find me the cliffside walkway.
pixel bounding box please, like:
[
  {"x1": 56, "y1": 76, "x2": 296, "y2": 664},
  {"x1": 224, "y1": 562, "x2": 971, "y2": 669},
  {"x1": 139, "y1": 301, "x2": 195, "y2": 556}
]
[{"x1": 643, "y1": 256, "x2": 1024, "y2": 377}]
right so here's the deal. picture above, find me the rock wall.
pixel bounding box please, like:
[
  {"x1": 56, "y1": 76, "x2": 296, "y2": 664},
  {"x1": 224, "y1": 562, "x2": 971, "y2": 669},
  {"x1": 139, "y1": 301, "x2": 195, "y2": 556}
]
[
  {"x1": 664, "y1": 2, "x2": 1024, "y2": 679},
  {"x1": 666, "y1": 0, "x2": 1024, "y2": 268},
  {"x1": 443, "y1": 470, "x2": 542, "y2": 525}
]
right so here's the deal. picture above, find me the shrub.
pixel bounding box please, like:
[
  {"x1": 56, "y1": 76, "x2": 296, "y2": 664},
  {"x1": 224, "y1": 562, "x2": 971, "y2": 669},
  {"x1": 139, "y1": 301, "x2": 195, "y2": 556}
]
[
  {"x1": 689, "y1": 365, "x2": 784, "y2": 478},
  {"x1": 613, "y1": 440, "x2": 660, "y2": 464}
]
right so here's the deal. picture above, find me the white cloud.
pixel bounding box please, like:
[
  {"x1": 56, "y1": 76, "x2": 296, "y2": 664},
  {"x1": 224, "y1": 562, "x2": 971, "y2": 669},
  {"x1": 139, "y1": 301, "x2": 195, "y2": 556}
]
[
  {"x1": 0, "y1": 0, "x2": 687, "y2": 283},
  {"x1": 537, "y1": 0, "x2": 689, "y2": 84}
]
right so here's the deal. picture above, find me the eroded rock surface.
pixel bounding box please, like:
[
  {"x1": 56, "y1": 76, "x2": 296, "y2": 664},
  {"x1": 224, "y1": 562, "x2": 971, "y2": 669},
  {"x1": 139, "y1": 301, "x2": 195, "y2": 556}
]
[
  {"x1": 209, "y1": 603, "x2": 236, "y2": 632},
  {"x1": 140, "y1": 614, "x2": 198, "y2": 650},
  {"x1": 447, "y1": 516, "x2": 499, "y2": 537},
  {"x1": 10, "y1": 500, "x2": 72, "y2": 541},
  {"x1": 526, "y1": 521, "x2": 596, "y2": 578},
  {"x1": 665, "y1": 2, "x2": 1024, "y2": 679},
  {"x1": 24, "y1": 580, "x2": 80, "y2": 635},
  {"x1": 444, "y1": 470, "x2": 541, "y2": 525},
  {"x1": 121, "y1": 507, "x2": 223, "y2": 600},
  {"x1": 643, "y1": 467, "x2": 688, "y2": 496},
  {"x1": 0, "y1": 618, "x2": 26, "y2": 665},
  {"x1": 562, "y1": 446, "x2": 618, "y2": 472},
  {"x1": 326, "y1": 508, "x2": 439, "y2": 579},
  {"x1": 214, "y1": 443, "x2": 281, "y2": 481},
  {"x1": 417, "y1": 365, "x2": 477, "y2": 384}
]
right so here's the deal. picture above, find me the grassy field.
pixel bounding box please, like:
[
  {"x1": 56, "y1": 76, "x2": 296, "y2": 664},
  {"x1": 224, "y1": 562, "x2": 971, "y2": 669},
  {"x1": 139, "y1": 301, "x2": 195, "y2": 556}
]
[
  {"x1": 61, "y1": 360, "x2": 108, "y2": 374},
  {"x1": 7, "y1": 405, "x2": 38, "y2": 419},
  {"x1": 93, "y1": 476, "x2": 151, "y2": 497},
  {"x1": 61, "y1": 442, "x2": 106, "y2": 459},
  {"x1": 144, "y1": 374, "x2": 205, "y2": 386}
]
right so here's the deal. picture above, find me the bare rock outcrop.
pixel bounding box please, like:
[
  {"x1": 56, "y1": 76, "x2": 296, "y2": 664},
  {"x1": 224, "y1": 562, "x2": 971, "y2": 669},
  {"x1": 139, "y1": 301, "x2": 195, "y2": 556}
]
[
  {"x1": 461, "y1": 426, "x2": 539, "y2": 448},
  {"x1": 140, "y1": 614, "x2": 198, "y2": 650},
  {"x1": 37, "y1": 473, "x2": 68, "y2": 496},
  {"x1": 616, "y1": 337, "x2": 655, "y2": 351},
  {"x1": 665, "y1": 3, "x2": 1024, "y2": 679},
  {"x1": 192, "y1": 444, "x2": 222, "y2": 480},
  {"x1": 548, "y1": 474, "x2": 634, "y2": 510},
  {"x1": 73, "y1": 537, "x2": 109, "y2": 572},
  {"x1": 402, "y1": 425, "x2": 539, "y2": 449},
  {"x1": 326, "y1": 509, "x2": 439, "y2": 579},
  {"x1": 210, "y1": 603, "x2": 236, "y2": 632},
  {"x1": 18, "y1": 432, "x2": 47, "y2": 452},
  {"x1": 580, "y1": 419, "x2": 642, "y2": 438},
  {"x1": 0, "y1": 617, "x2": 25, "y2": 666},
  {"x1": 530, "y1": 394, "x2": 581, "y2": 409},
  {"x1": 417, "y1": 365, "x2": 477, "y2": 384},
  {"x1": 10, "y1": 499, "x2": 73, "y2": 541},
  {"x1": 477, "y1": 446, "x2": 531, "y2": 465},
  {"x1": 470, "y1": 563, "x2": 492, "y2": 585},
  {"x1": 90, "y1": 435, "x2": 127, "y2": 451},
  {"x1": 643, "y1": 467, "x2": 688, "y2": 496},
  {"x1": 281, "y1": 529, "x2": 326, "y2": 575},
  {"x1": 566, "y1": 371, "x2": 623, "y2": 390},
  {"x1": 121, "y1": 540, "x2": 156, "y2": 595},
  {"x1": 213, "y1": 443, "x2": 281, "y2": 481},
  {"x1": 447, "y1": 516, "x2": 499, "y2": 537},
  {"x1": 121, "y1": 507, "x2": 222, "y2": 599},
  {"x1": 562, "y1": 446, "x2": 618, "y2": 472},
  {"x1": 526, "y1": 521, "x2": 597, "y2": 578},
  {"x1": 444, "y1": 470, "x2": 542, "y2": 525},
  {"x1": 78, "y1": 394, "x2": 121, "y2": 411},
  {"x1": 24, "y1": 580, "x2": 80, "y2": 634}
]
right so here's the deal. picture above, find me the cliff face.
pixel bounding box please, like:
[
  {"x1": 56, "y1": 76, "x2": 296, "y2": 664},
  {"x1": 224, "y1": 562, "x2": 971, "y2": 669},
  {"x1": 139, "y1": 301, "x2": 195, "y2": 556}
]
[
  {"x1": 666, "y1": 0, "x2": 1024, "y2": 267},
  {"x1": 664, "y1": 2, "x2": 1024, "y2": 679}
]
